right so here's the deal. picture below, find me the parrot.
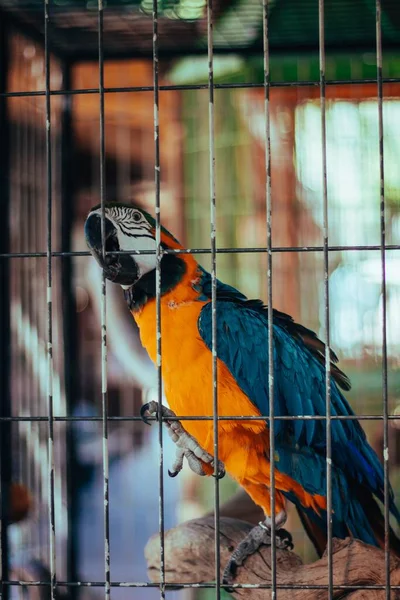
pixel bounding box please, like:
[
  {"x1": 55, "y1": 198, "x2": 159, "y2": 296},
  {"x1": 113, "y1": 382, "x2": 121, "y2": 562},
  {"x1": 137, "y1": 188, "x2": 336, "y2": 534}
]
[{"x1": 84, "y1": 201, "x2": 400, "y2": 584}]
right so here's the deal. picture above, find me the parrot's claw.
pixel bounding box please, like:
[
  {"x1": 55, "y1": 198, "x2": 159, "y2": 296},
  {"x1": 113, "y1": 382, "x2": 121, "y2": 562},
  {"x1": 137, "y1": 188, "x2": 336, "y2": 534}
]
[
  {"x1": 168, "y1": 448, "x2": 185, "y2": 478},
  {"x1": 222, "y1": 512, "x2": 293, "y2": 590},
  {"x1": 168, "y1": 469, "x2": 180, "y2": 478},
  {"x1": 140, "y1": 401, "x2": 170, "y2": 425},
  {"x1": 140, "y1": 401, "x2": 225, "y2": 479},
  {"x1": 212, "y1": 462, "x2": 226, "y2": 479},
  {"x1": 139, "y1": 402, "x2": 154, "y2": 425}
]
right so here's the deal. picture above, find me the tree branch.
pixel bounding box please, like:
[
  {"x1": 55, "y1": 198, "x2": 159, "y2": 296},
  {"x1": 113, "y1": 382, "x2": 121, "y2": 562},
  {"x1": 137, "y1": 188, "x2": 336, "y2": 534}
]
[{"x1": 145, "y1": 516, "x2": 400, "y2": 599}]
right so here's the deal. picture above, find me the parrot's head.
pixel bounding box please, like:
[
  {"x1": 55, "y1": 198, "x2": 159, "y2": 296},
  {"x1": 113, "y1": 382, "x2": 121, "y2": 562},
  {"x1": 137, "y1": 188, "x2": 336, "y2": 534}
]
[{"x1": 84, "y1": 203, "x2": 188, "y2": 297}]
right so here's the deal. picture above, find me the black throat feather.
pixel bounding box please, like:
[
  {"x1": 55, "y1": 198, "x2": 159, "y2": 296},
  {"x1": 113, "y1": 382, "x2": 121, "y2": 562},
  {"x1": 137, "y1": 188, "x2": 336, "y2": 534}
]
[{"x1": 123, "y1": 252, "x2": 187, "y2": 312}]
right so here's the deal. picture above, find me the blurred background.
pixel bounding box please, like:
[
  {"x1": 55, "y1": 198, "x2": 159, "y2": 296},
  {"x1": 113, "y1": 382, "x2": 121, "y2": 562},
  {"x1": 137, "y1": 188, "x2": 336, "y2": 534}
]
[{"x1": 1, "y1": 0, "x2": 400, "y2": 599}]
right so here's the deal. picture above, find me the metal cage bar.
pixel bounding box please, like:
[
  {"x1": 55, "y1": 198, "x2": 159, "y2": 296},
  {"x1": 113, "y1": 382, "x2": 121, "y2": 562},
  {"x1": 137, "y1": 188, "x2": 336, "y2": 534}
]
[
  {"x1": 318, "y1": 0, "x2": 333, "y2": 597},
  {"x1": 376, "y1": 1, "x2": 390, "y2": 597},
  {"x1": 262, "y1": 0, "x2": 277, "y2": 597},
  {"x1": 44, "y1": 2, "x2": 57, "y2": 598},
  {"x1": 0, "y1": 15, "x2": 11, "y2": 600},
  {"x1": 60, "y1": 60, "x2": 80, "y2": 599},
  {"x1": 97, "y1": 3, "x2": 111, "y2": 599},
  {"x1": 1, "y1": 414, "x2": 400, "y2": 423},
  {"x1": 1, "y1": 243, "x2": 400, "y2": 260},
  {"x1": 1, "y1": 76, "x2": 400, "y2": 99},
  {"x1": 206, "y1": 0, "x2": 222, "y2": 597},
  {"x1": 151, "y1": 0, "x2": 167, "y2": 597},
  {"x1": 3, "y1": 580, "x2": 400, "y2": 591}
]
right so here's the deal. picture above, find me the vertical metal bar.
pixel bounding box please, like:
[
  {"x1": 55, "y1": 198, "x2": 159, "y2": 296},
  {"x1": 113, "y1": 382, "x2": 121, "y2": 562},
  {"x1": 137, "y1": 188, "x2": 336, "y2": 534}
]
[
  {"x1": 97, "y1": 3, "x2": 111, "y2": 599},
  {"x1": 376, "y1": 2, "x2": 390, "y2": 598},
  {"x1": 318, "y1": 1, "x2": 333, "y2": 597},
  {"x1": 44, "y1": 2, "x2": 57, "y2": 598},
  {"x1": 207, "y1": 0, "x2": 220, "y2": 597},
  {"x1": 60, "y1": 60, "x2": 80, "y2": 600},
  {"x1": 0, "y1": 16, "x2": 10, "y2": 600},
  {"x1": 152, "y1": 1, "x2": 165, "y2": 598},
  {"x1": 26, "y1": 80, "x2": 35, "y2": 559},
  {"x1": 262, "y1": 1, "x2": 276, "y2": 598}
]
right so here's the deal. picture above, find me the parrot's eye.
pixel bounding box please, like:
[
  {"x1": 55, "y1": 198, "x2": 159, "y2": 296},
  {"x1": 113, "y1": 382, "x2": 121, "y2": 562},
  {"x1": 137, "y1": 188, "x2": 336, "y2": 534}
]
[{"x1": 132, "y1": 211, "x2": 142, "y2": 223}]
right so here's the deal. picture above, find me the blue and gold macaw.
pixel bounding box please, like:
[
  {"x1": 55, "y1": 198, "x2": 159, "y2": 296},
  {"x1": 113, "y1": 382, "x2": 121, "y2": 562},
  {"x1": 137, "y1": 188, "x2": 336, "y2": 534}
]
[{"x1": 85, "y1": 202, "x2": 400, "y2": 583}]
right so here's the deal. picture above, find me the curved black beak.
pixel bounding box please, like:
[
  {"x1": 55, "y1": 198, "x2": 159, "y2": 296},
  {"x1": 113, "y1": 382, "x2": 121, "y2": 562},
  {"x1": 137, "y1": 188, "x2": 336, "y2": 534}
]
[
  {"x1": 84, "y1": 213, "x2": 139, "y2": 286},
  {"x1": 85, "y1": 212, "x2": 116, "y2": 256}
]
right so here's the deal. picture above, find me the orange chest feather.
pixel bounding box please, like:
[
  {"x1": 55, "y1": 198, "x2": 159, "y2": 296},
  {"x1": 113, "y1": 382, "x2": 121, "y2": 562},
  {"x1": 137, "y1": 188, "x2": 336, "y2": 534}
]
[
  {"x1": 132, "y1": 293, "x2": 325, "y2": 513},
  {"x1": 133, "y1": 297, "x2": 265, "y2": 454}
]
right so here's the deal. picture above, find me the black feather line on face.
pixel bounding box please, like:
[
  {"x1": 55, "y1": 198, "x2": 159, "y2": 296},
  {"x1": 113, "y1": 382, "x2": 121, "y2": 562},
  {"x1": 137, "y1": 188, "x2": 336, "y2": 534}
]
[
  {"x1": 124, "y1": 251, "x2": 187, "y2": 312},
  {"x1": 88, "y1": 202, "x2": 181, "y2": 245}
]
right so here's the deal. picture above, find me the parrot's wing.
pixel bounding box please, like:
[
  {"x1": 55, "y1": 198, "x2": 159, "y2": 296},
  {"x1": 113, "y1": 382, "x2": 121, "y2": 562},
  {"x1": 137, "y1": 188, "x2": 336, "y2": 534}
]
[
  {"x1": 198, "y1": 299, "x2": 351, "y2": 446},
  {"x1": 197, "y1": 299, "x2": 392, "y2": 509},
  {"x1": 197, "y1": 268, "x2": 351, "y2": 392}
]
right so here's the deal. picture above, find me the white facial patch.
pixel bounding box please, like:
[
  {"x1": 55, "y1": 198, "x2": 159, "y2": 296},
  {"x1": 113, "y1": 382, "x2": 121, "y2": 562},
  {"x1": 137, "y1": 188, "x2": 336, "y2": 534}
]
[
  {"x1": 118, "y1": 229, "x2": 157, "y2": 279},
  {"x1": 89, "y1": 207, "x2": 158, "y2": 284}
]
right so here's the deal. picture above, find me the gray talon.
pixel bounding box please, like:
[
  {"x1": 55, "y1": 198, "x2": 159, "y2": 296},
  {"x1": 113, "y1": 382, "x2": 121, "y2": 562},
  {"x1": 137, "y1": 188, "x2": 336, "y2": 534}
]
[
  {"x1": 168, "y1": 469, "x2": 180, "y2": 478},
  {"x1": 211, "y1": 461, "x2": 226, "y2": 479},
  {"x1": 222, "y1": 511, "x2": 292, "y2": 586},
  {"x1": 140, "y1": 401, "x2": 225, "y2": 478}
]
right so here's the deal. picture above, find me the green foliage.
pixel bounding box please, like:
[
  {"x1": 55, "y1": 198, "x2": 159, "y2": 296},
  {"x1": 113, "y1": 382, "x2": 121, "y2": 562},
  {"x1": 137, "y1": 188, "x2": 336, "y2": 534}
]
[
  {"x1": 140, "y1": 0, "x2": 205, "y2": 19},
  {"x1": 51, "y1": 0, "x2": 207, "y2": 18}
]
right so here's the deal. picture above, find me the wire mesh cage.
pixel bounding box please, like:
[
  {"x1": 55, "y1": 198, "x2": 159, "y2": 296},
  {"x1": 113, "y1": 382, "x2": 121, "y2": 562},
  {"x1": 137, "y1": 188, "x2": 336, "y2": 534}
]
[{"x1": 0, "y1": 1, "x2": 400, "y2": 599}]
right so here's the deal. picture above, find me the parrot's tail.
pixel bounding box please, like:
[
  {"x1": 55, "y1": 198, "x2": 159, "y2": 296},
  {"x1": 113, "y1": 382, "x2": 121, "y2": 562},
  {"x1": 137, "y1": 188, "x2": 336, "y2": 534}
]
[
  {"x1": 296, "y1": 491, "x2": 400, "y2": 559},
  {"x1": 295, "y1": 506, "x2": 327, "y2": 557},
  {"x1": 360, "y1": 492, "x2": 400, "y2": 558}
]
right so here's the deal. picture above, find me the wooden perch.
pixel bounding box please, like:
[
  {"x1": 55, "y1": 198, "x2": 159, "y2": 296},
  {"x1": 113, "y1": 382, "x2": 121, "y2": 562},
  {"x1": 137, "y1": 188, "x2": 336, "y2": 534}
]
[{"x1": 145, "y1": 516, "x2": 400, "y2": 599}]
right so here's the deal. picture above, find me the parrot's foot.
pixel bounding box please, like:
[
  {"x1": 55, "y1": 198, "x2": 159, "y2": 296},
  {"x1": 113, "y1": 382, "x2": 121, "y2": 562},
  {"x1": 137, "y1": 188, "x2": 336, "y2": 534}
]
[
  {"x1": 140, "y1": 401, "x2": 225, "y2": 479},
  {"x1": 222, "y1": 510, "x2": 293, "y2": 589}
]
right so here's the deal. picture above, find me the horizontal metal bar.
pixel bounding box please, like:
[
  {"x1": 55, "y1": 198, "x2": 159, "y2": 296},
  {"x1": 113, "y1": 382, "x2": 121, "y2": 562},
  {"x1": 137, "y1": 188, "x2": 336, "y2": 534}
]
[
  {"x1": 65, "y1": 40, "x2": 400, "y2": 62},
  {"x1": 0, "y1": 243, "x2": 399, "y2": 259},
  {"x1": 1, "y1": 76, "x2": 400, "y2": 99},
  {"x1": 1, "y1": 415, "x2": 399, "y2": 422},
  {"x1": 3, "y1": 580, "x2": 400, "y2": 591}
]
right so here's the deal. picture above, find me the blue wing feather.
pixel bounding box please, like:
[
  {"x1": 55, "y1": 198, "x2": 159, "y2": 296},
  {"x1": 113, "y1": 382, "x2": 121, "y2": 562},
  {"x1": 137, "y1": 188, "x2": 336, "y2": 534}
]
[{"x1": 197, "y1": 276, "x2": 400, "y2": 540}]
